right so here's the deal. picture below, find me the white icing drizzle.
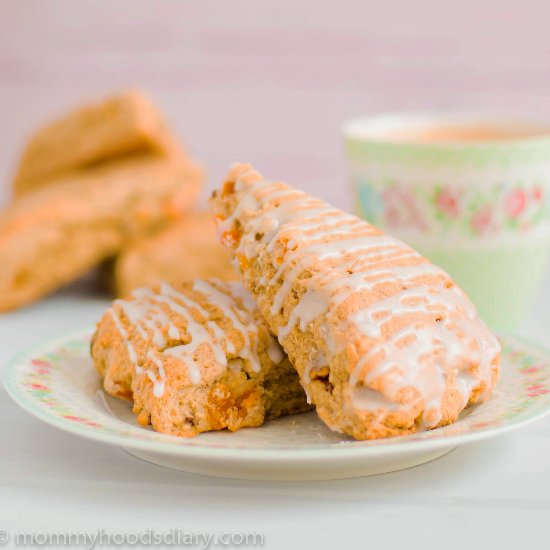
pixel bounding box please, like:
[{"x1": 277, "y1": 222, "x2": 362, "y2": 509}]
[
  {"x1": 108, "y1": 309, "x2": 139, "y2": 367},
  {"x1": 278, "y1": 287, "x2": 329, "y2": 340},
  {"x1": 106, "y1": 279, "x2": 279, "y2": 396},
  {"x1": 267, "y1": 339, "x2": 284, "y2": 364},
  {"x1": 115, "y1": 292, "x2": 179, "y2": 353},
  {"x1": 156, "y1": 282, "x2": 226, "y2": 384},
  {"x1": 304, "y1": 349, "x2": 328, "y2": 384},
  {"x1": 146, "y1": 350, "x2": 166, "y2": 397},
  {"x1": 192, "y1": 279, "x2": 261, "y2": 372},
  {"x1": 226, "y1": 280, "x2": 261, "y2": 310},
  {"x1": 223, "y1": 171, "x2": 501, "y2": 429},
  {"x1": 351, "y1": 384, "x2": 399, "y2": 411},
  {"x1": 225, "y1": 280, "x2": 285, "y2": 366}
]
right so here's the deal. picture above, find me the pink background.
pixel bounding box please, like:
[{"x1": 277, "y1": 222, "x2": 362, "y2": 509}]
[{"x1": 2, "y1": 0, "x2": 550, "y2": 208}]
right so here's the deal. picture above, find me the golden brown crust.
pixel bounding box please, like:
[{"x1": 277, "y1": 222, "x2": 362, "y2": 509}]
[
  {"x1": 0, "y1": 155, "x2": 201, "y2": 312},
  {"x1": 114, "y1": 211, "x2": 237, "y2": 298},
  {"x1": 91, "y1": 280, "x2": 310, "y2": 437},
  {"x1": 12, "y1": 90, "x2": 179, "y2": 196}
]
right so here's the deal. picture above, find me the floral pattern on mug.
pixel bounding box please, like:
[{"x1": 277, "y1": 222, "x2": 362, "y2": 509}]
[
  {"x1": 505, "y1": 189, "x2": 527, "y2": 218},
  {"x1": 381, "y1": 184, "x2": 429, "y2": 232},
  {"x1": 434, "y1": 188, "x2": 461, "y2": 218},
  {"x1": 470, "y1": 205, "x2": 493, "y2": 235},
  {"x1": 354, "y1": 177, "x2": 548, "y2": 237}
]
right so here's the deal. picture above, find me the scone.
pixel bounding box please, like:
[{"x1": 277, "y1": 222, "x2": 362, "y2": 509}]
[
  {"x1": 91, "y1": 279, "x2": 310, "y2": 437},
  {"x1": 12, "y1": 90, "x2": 178, "y2": 196},
  {"x1": 0, "y1": 155, "x2": 201, "y2": 312},
  {"x1": 210, "y1": 163, "x2": 501, "y2": 440},
  {"x1": 114, "y1": 211, "x2": 237, "y2": 298}
]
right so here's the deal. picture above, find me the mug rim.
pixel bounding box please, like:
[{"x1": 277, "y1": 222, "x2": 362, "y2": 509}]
[{"x1": 343, "y1": 112, "x2": 550, "y2": 148}]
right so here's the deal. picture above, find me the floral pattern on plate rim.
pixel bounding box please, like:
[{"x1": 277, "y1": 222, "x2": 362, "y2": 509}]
[{"x1": 4, "y1": 330, "x2": 550, "y2": 450}]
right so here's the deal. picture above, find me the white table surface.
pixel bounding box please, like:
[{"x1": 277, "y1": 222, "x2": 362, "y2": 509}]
[{"x1": 1, "y1": 276, "x2": 550, "y2": 550}]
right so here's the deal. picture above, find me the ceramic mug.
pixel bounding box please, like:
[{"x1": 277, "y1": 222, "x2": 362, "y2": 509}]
[{"x1": 343, "y1": 113, "x2": 550, "y2": 331}]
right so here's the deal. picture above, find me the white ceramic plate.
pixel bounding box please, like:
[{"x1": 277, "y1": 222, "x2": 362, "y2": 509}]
[{"x1": 4, "y1": 329, "x2": 550, "y2": 480}]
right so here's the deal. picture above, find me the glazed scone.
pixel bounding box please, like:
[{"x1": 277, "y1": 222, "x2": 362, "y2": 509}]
[
  {"x1": 12, "y1": 90, "x2": 178, "y2": 196},
  {"x1": 114, "y1": 211, "x2": 237, "y2": 297},
  {"x1": 211, "y1": 163, "x2": 501, "y2": 440},
  {"x1": 91, "y1": 279, "x2": 310, "y2": 437},
  {"x1": 0, "y1": 155, "x2": 201, "y2": 312}
]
